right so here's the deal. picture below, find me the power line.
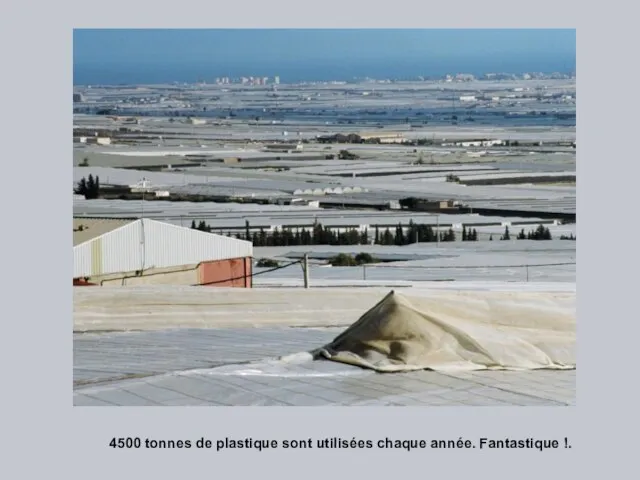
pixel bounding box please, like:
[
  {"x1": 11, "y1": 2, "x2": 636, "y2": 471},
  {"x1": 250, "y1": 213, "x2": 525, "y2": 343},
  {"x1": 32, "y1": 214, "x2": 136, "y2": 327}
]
[
  {"x1": 195, "y1": 261, "x2": 574, "y2": 286},
  {"x1": 195, "y1": 259, "x2": 302, "y2": 286},
  {"x1": 362, "y1": 262, "x2": 575, "y2": 270}
]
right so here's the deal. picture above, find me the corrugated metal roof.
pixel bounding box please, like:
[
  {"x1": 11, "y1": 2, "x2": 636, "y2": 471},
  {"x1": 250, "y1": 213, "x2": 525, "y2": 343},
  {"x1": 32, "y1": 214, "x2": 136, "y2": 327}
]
[
  {"x1": 73, "y1": 218, "x2": 253, "y2": 278},
  {"x1": 73, "y1": 218, "x2": 134, "y2": 246}
]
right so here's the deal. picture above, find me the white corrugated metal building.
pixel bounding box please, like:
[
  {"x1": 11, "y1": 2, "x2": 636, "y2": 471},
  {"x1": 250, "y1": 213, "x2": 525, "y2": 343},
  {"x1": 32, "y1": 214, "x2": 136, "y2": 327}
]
[{"x1": 73, "y1": 218, "x2": 254, "y2": 287}]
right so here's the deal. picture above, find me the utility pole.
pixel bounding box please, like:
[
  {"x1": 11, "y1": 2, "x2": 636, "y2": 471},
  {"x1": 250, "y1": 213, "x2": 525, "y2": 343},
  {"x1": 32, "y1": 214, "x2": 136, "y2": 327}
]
[
  {"x1": 303, "y1": 253, "x2": 309, "y2": 289},
  {"x1": 140, "y1": 179, "x2": 146, "y2": 273},
  {"x1": 436, "y1": 215, "x2": 440, "y2": 247}
]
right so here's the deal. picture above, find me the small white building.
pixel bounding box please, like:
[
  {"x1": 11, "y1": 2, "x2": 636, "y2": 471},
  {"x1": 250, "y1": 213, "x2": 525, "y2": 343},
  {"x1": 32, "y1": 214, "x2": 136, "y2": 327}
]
[
  {"x1": 459, "y1": 95, "x2": 476, "y2": 102},
  {"x1": 129, "y1": 178, "x2": 155, "y2": 193},
  {"x1": 85, "y1": 137, "x2": 111, "y2": 146},
  {"x1": 455, "y1": 139, "x2": 504, "y2": 147}
]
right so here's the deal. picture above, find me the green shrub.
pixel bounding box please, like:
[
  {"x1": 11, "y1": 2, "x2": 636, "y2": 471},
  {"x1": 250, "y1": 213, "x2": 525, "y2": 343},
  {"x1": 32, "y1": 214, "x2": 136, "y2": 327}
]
[
  {"x1": 328, "y1": 253, "x2": 358, "y2": 267},
  {"x1": 329, "y1": 252, "x2": 379, "y2": 267},
  {"x1": 354, "y1": 252, "x2": 375, "y2": 264},
  {"x1": 256, "y1": 258, "x2": 279, "y2": 268}
]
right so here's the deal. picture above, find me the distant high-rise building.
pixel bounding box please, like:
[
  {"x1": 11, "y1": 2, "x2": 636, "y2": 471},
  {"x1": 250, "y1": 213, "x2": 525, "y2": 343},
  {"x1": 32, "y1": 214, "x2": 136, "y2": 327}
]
[{"x1": 274, "y1": 76, "x2": 280, "y2": 85}]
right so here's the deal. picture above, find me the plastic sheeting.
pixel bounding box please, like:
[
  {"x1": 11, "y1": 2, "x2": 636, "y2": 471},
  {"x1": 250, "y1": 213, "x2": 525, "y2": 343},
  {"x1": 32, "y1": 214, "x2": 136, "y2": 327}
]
[{"x1": 313, "y1": 290, "x2": 575, "y2": 372}]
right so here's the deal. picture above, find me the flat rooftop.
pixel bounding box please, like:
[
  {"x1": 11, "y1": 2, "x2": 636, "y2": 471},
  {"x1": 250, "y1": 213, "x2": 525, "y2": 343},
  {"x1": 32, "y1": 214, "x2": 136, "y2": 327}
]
[
  {"x1": 73, "y1": 283, "x2": 575, "y2": 406},
  {"x1": 74, "y1": 327, "x2": 575, "y2": 406},
  {"x1": 73, "y1": 217, "x2": 132, "y2": 246}
]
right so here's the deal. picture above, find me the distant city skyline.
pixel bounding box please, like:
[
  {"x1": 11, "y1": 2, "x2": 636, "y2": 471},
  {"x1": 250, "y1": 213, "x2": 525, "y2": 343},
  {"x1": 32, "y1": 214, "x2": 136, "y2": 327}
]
[{"x1": 74, "y1": 29, "x2": 576, "y2": 85}]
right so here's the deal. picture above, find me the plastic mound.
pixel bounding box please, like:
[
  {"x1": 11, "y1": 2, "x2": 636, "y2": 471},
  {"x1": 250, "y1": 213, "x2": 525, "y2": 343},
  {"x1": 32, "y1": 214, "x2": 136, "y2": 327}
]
[{"x1": 313, "y1": 290, "x2": 575, "y2": 372}]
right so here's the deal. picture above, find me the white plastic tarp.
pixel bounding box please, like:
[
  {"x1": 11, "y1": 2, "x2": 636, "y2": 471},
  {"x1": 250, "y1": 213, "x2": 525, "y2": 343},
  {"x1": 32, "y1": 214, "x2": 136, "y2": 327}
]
[{"x1": 313, "y1": 290, "x2": 575, "y2": 372}]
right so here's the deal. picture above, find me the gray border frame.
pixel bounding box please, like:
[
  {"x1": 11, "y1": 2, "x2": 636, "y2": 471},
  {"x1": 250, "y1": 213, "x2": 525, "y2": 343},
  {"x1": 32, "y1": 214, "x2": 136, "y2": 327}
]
[{"x1": 4, "y1": 4, "x2": 617, "y2": 478}]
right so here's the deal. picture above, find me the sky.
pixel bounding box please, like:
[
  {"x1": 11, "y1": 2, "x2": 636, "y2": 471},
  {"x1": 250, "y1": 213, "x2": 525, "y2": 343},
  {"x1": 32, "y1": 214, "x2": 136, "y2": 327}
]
[{"x1": 73, "y1": 29, "x2": 576, "y2": 84}]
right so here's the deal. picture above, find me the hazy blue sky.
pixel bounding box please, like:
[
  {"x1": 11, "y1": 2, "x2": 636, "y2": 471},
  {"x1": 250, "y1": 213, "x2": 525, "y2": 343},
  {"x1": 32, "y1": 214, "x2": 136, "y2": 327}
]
[{"x1": 73, "y1": 29, "x2": 575, "y2": 84}]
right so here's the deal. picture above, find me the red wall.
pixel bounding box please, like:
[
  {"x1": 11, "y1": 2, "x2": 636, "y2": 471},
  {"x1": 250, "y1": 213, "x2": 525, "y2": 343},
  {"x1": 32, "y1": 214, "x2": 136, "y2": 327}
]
[
  {"x1": 72, "y1": 258, "x2": 253, "y2": 288},
  {"x1": 198, "y1": 257, "x2": 252, "y2": 288}
]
